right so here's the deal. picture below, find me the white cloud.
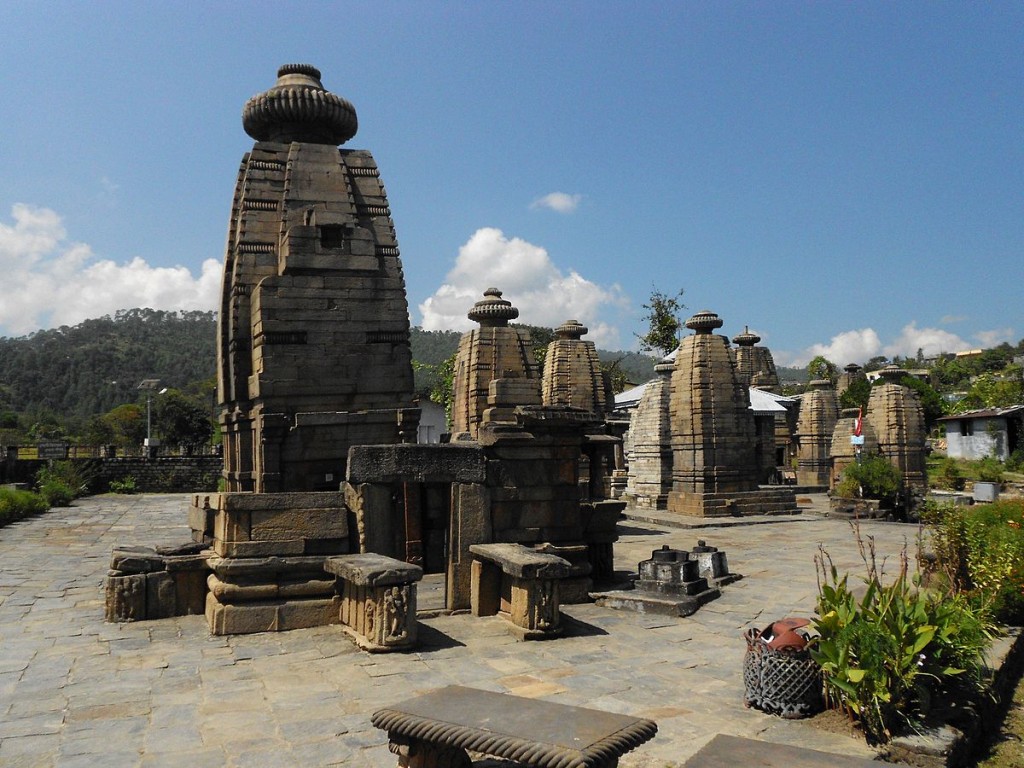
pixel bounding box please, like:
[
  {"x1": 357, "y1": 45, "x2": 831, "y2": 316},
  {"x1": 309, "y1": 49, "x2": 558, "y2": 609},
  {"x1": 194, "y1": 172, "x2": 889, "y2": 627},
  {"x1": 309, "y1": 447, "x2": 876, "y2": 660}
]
[
  {"x1": 974, "y1": 327, "x2": 1015, "y2": 348},
  {"x1": 419, "y1": 227, "x2": 628, "y2": 348},
  {"x1": 777, "y1": 322, "x2": 978, "y2": 368},
  {"x1": 793, "y1": 328, "x2": 883, "y2": 368},
  {"x1": 882, "y1": 322, "x2": 971, "y2": 359},
  {"x1": 530, "y1": 192, "x2": 582, "y2": 214},
  {"x1": 0, "y1": 204, "x2": 220, "y2": 337}
]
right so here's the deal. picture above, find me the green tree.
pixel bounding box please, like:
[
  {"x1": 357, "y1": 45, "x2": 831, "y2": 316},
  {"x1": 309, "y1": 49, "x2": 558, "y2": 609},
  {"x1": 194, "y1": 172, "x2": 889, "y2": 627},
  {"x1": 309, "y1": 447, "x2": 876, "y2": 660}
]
[
  {"x1": 898, "y1": 375, "x2": 947, "y2": 430},
  {"x1": 428, "y1": 353, "x2": 457, "y2": 428},
  {"x1": 955, "y1": 370, "x2": 1024, "y2": 412},
  {"x1": 153, "y1": 390, "x2": 214, "y2": 451},
  {"x1": 636, "y1": 287, "x2": 686, "y2": 358},
  {"x1": 839, "y1": 377, "x2": 872, "y2": 411},
  {"x1": 807, "y1": 355, "x2": 838, "y2": 383},
  {"x1": 600, "y1": 357, "x2": 631, "y2": 394},
  {"x1": 104, "y1": 404, "x2": 147, "y2": 448}
]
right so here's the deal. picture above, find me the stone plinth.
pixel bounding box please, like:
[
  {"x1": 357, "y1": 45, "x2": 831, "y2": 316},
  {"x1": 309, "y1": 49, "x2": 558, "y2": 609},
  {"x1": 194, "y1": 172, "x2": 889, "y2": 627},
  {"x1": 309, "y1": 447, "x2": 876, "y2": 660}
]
[
  {"x1": 591, "y1": 544, "x2": 722, "y2": 618},
  {"x1": 470, "y1": 543, "x2": 571, "y2": 640},
  {"x1": 325, "y1": 554, "x2": 422, "y2": 652},
  {"x1": 218, "y1": 64, "x2": 416, "y2": 494},
  {"x1": 795, "y1": 379, "x2": 839, "y2": 487},
  {"x1": 195, "y1": 491, "x2": 351, "y2": 635},
  {"x1": 105, "y1": 543, "x2": 210, "y2": 622},
  {"x1": 625, "y1": 362, "x2": 674, "y2": 509},
  {"x1": 667, "y1": 311, "x2": 796, "y2": 517}
]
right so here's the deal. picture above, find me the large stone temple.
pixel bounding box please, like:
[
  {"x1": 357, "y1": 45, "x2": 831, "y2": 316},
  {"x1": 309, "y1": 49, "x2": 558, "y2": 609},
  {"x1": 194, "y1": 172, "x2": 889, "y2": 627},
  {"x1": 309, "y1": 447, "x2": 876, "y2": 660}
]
[{"x1": 218, "y1": 64, "x2": 417, "y2": 494}]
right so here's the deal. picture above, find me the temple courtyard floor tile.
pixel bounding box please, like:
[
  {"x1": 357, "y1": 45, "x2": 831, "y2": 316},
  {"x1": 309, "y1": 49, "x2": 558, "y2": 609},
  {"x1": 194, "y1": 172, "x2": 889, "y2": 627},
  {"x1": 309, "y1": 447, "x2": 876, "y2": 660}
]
[{"x1": 0, "y1": 493, "x2": 918, "y2": 767}]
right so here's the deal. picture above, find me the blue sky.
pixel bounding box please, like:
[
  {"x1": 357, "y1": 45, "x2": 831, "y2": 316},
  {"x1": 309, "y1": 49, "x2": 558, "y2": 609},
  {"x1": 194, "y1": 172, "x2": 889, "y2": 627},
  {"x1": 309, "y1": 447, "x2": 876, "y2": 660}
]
[{"x1": 1, "y1": 2, "x2": 1020, "y2": 366}]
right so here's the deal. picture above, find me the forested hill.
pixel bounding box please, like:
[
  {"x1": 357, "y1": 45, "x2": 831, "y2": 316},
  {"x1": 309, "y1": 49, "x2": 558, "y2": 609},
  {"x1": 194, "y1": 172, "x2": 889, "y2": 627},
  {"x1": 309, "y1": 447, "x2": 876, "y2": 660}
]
[
  {"x1": 0, "y1": 312, "x2": 661, "y2": 425},
  {"x1": 0, "y1": 309, "x2": 219, "y2": 420}
]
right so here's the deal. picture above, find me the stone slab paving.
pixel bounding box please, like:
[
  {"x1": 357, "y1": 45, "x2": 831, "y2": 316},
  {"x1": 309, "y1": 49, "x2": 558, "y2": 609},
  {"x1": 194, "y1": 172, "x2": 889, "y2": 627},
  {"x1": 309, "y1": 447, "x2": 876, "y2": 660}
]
[{"x1": 0, "y1": 493, "x2": 920, "y2": 767}]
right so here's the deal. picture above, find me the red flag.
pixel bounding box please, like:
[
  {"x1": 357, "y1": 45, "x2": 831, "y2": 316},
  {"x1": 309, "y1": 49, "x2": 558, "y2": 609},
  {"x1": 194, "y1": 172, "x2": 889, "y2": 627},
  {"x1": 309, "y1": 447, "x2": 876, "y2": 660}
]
[{"x1": 854, "y1": 407, "x2": 863, "y2": 437}]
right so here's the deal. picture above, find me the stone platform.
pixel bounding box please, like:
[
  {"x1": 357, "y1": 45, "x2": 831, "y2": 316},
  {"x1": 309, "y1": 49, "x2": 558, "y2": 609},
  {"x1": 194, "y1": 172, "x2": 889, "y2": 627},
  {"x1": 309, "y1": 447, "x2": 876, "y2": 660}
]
[{"x1": 0, "y1": 492, "x2": 1004, "y2": 767}]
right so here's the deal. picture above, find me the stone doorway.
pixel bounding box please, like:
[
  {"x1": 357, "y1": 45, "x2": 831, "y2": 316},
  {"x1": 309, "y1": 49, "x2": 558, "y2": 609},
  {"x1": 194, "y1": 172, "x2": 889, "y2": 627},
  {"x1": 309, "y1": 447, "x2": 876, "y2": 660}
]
[{"x1": 401, "y1": 482, "x2": 451, "y2": 614}]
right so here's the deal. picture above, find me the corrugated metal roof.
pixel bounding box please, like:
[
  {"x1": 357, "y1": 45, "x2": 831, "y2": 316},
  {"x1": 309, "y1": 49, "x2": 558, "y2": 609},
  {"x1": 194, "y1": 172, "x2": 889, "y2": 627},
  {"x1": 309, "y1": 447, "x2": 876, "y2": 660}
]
[
  {"x1": 613, "y1": 379, "x2": 795, "y2": 414},
  {"x1": 938, "y1": 404, "x2": 1024, "y2": 421}
]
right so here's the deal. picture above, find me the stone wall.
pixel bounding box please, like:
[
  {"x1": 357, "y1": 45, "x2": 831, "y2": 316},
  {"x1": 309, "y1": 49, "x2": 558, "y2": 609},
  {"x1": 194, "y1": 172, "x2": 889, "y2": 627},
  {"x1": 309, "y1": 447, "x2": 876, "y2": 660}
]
[{"x1": 1, "y1": 457, "x2": 220, "y2": 493}]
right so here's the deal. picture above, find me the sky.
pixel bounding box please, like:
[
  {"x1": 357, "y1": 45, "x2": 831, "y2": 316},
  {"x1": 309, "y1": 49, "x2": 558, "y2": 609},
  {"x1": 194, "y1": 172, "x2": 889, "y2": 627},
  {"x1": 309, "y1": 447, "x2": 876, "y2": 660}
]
[{"x1": 1, "y1": 2, "x2": 1020, "y2": 367}]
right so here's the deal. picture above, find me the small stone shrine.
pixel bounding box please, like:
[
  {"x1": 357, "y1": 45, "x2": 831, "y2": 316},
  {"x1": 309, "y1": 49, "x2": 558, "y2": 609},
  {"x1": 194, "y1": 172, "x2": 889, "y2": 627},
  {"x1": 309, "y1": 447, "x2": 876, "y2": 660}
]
[
  {"x1": 794, "y1": 379, "x2": 839, "y2": 487},
  {"x1": 667, "y1": 310, "x2": 797, "y2": 516},
  {"x1": 864, "y1": 364, "x2": 928, "y2": 499},
  {"x1": 541, "y1": 319, "x2": 613, "y2": 414},
  {"x1": 829, "y1": 407, "x2": 878, "y2": 490},
  {"x1": 624, "y1": 362, "x2": 674, "y2": 509},
  {"x1": 591, "y1": 542, "x2": 731, "y2": 617},
  {"x1": 731, "y1": 326, "x2": 780, "y2": 390},
  {"x1": 450, "y1": 289, "x2": 539, "y2": 440},
  {"x1": 837, "y1": 362, "x2": 865, "y2": 398}
]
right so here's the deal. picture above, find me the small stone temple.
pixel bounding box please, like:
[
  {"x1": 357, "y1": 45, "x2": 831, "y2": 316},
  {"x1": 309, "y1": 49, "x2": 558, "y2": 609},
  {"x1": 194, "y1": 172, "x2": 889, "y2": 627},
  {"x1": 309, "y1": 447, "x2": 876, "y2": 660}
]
[
  {"x1": 541, "y1": 319, "x2": 613, "y2": 415},
  {"x1": 667, "y1": 310, "x2": 796, "y2": 517},
  {"x1": 731, "y1": 326, "x2": 780, "y2": 390},
  {"x1": 450, "y1": 289, "x2": 539, "y2": 439},
  {"x1": 836, "y1": 362, "x2": 865, "y2": 398},
  {"x1": 794, "y1": 379, "x2": 840, "y2": 487},
  {"x1": 829, "y1": 407, "x2": 878, "y2": 490},
  {"x1": 863, "y1": 364, "x2": 928, "y2": 499},
  {"x1": 624, "y1": 362, "x2": 674, "y2": 509}
]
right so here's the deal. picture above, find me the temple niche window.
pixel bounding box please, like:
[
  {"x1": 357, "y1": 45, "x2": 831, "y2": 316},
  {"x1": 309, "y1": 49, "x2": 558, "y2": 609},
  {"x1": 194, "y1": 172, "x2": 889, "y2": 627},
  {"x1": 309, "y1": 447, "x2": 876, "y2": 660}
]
[{"x1": 319, "y1": 225, "x2": 347, "y2": 250}]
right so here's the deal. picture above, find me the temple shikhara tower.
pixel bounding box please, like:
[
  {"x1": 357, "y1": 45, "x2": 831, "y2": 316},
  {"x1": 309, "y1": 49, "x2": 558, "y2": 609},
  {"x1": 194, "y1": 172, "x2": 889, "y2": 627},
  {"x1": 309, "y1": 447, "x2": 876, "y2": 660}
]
[
  {"x1": 667, "y1": 310, "x2": 796, "y2": 517},
  {"x1": 218, "y1": 64, "x2": 417, "y2": 493}
]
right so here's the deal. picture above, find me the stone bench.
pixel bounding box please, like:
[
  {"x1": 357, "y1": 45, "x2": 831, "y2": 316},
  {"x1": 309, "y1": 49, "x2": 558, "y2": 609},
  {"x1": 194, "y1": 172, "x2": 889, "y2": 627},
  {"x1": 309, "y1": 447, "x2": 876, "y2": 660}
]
[
  {"x1": 468, "y1": 543, "x2": 572, "y2": 640},
  {"x1": 371, "y1": 685, "x2": 657, "y2": 768},
  {"x1": 324, "y1": 554, "x2": 422, "y2": 652}
]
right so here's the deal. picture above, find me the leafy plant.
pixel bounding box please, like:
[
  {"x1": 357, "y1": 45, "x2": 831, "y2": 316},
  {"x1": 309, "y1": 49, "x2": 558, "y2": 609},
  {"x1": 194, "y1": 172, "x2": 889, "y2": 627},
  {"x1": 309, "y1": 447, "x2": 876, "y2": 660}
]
[
  {"x1": 976, "y1": 456, "x2": 1005, "y2": 484},
  {"x1": 0, "y1": 487, "x2": 49, "y2": 525},
  {"x1": 636, "y1": 287, "x2": 686, "y2": 358},
  {"x1": 834, "y1": 453, "x2": 903, "y2": 506},
  {"x1": 922, "y1": 499, "x2": 1024, "y2": 624},
  {"x1": 34, "y1": 461, "x2": 92, "y2": 507},
  {"x1": 934, "y1": 458, "x2": 966, "y2": 491},
  {"x1": 812, "y1": 529, "x2": 991, "y2": 743},
  {"x1": 108, "y1": 476, "x2": 138, "y2": 494}
]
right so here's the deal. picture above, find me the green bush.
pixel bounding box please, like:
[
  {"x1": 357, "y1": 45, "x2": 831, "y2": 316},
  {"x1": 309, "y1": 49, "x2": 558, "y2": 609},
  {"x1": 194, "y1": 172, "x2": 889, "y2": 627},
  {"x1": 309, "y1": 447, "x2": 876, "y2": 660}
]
[
  {"x1": 922, "y1": 499, "x2": 1024, "y2": 624},
  {"x1": 0, "y1": 487, "x2": 49, "y2": 526},
  {"x1": 934, "y1": 458, "x2": 966, "y2": 491},
  {"x1": 35, "y1": 461, "x2": 92, "y2": 502},
  {"x1": 1006, "y1": 448, "x2": 1024, "y2": 473},
  {"x1": 108, "y1": 476, "x2": 138, "y2": 494},
  {"x1": 38, "y1": 479, "x2": 75, "y2": 507},
  {"x1": 813, "y1": 535, "x2": 991, "y2": 743},
  {"x1": 976, "y1": 456, "x2": 1004, "y2": 484},
  {"x1": 834, "y1": 453, "x2": 903, "y2": 506}
]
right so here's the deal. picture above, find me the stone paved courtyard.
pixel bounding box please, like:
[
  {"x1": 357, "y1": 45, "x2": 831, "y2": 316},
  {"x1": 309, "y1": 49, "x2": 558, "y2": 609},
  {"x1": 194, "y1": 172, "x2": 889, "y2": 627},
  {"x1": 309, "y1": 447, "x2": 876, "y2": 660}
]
[{"x1": 0, "y1": 494, "x2": 921, "y2": 767}]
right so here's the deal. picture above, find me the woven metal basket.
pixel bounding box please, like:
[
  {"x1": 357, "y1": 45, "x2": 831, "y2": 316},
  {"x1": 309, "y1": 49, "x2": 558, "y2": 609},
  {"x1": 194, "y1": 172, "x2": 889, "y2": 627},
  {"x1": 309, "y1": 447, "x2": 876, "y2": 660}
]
[{"x1": 743, "y1": 625, "x2": 823, "y2": 719}]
